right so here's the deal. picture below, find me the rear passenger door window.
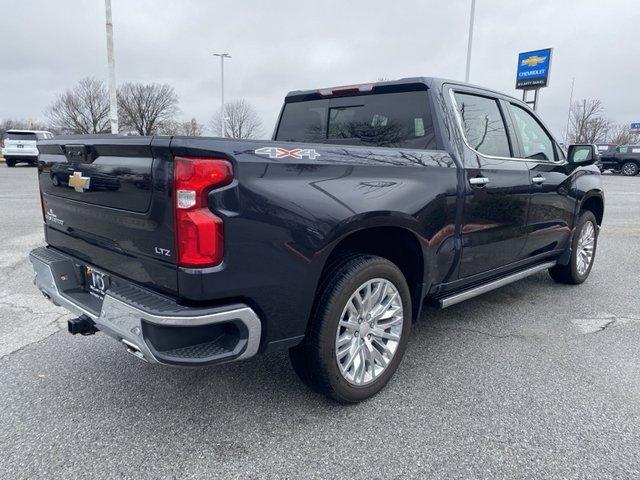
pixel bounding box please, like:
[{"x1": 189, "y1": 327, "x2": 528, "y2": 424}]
[
  {"x1": 453, "y1": 92, "x2": 511, "y2": 158},
  {"x1": 508, "y1": 103, "x2": 556, "y2": 162}
]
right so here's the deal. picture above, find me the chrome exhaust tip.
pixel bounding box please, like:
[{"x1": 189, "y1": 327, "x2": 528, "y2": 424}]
[{"x1": 121, "y1": 339, "x2": 148, "y2": 362}]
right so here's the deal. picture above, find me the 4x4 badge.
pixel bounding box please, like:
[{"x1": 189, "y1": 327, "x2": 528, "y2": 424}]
[
  {"x1": 254, "y1": 147, "x2": 320, "y2": 160},
  {"x1": 68, "y1": 171, "x2": 91, "y2": 192}
]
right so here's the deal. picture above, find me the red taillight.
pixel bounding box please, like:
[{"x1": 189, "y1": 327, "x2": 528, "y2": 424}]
[{"x1": 174, "y1": 157, "x2": 233, "y2": 267}]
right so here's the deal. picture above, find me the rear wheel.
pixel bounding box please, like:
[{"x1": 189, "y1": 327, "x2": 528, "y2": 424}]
[
  {"x1": 5, "y1": 158, "x2": 15, "y2": 167},
  {"x1": 549, "y1": 210, "x2": 598, "y2": 284},
  {"x1": 289, "y1": 255, "x2": 412, "y2": 403},
  {"x1": 621, "y1": 161, "x2": 639, "y2": 176}
]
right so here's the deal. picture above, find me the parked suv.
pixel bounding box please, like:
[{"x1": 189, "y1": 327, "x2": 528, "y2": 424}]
[
  {"x1": 1, "y1": 130, "x2": 54, "y2": 167},
  {"x1": 596, "y1": 143, "x2": 640, "y2": 176},
  {"x1": 30, "y1": 78, "x2": 604, "y2": 402}
]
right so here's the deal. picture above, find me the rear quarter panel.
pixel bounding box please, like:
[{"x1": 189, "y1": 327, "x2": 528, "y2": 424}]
[{"x1": 170, "y1": 137, "x2": 458, "y2": 348}]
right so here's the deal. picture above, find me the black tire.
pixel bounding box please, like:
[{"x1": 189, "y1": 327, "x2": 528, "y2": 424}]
[
  {"x1": 549, "y1": 210, "x2": 598, "y2": 284},
  {"x1": 621, "y1": 161, "x2": 639, "y2": 176},
  {"x1": 289, "y1": 255, "x2": 412, "y2": 403},
  {"x1": 5, "y1": 158, "x2": 15, "y2": 167}
]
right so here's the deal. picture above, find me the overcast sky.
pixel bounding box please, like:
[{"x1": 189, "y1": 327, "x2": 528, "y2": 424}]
[{"x1": 1, "y1": 0, "x2": 638, "y2": 139}]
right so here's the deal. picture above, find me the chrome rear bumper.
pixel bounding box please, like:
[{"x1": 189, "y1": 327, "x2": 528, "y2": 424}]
[{"x1": 29, "y1": 246, "x2": 262, "y2": 365}]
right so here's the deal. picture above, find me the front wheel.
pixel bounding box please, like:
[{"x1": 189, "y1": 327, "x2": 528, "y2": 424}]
[
  {"x1": 621, "y1": 161, "x2": 639, "y2": 176},
  {"x1": 289, "y1": 255, "x2": 412, "y2": 403},
  {"x1": 549, "y1": 211, "x2": 598, "y2": 284}
]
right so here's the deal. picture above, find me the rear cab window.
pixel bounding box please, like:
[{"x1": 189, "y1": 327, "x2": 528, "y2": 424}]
[
  {"x1": 452, "y1": 92, "x2": 511, "y2": 158},
  {"x1": 275, "y1": 91, "x2": 436, "y2": 150}
]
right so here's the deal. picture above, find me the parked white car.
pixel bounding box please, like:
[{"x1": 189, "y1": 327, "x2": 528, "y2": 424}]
[{"x1": 1, "y1": 130, "x2": 54, "y2": 167}]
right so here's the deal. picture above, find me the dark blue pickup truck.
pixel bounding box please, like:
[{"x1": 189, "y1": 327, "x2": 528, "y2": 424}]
[{"x1": 30, "y1": 78, "x2": 604, "y2": 402}]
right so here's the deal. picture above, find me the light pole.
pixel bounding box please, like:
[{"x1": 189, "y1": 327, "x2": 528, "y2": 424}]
[
  {"x1": 104, "y1": 0, "x2": 118, "y2": 134},
  {"x1": 465, "y1": 0, "x2": 476, "y2": 83},
  {"x1": 213, "y1": 53, "x2": 231, "y2": 137},
  {"x1": 564, "y1": 77, "x2": 575, "y2": 147}
]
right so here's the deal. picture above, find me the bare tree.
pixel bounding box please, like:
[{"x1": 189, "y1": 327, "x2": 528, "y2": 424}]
[
  {"x1": 45, "y1": 77, "x2": 111, "y2": 134},
  {"x1": 1, "y1": 118, "x2": 52, "y2": 137},
  {"x1": 210, "y1": 99, "x2": 263, "y2": 139},
  {"x1": 117, "y1": 82, "x2": 179, "y2": 135},
  {"x1": 567, "y1": 99, "x2": 611, "y2": 144},
  {"x1": 607, "y1": 123, "x2": 634, "y2": 145},
  {"x1": 155, "y1": 117, "x2": 204, "y2": 136},
  {"x1": 178, "y1": 118, "x2": 204, "y2": 136}
]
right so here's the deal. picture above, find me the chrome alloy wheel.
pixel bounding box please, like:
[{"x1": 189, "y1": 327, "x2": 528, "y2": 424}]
[
  {"x1": 576, "y1": 220, "x2": 596, "y2": 276},
  {"x1": 335, "y1": 278, "x2": 404, "y2": 386},
  {"x1": 622, "y1": 163, "x2": 637, "y2": 176}
]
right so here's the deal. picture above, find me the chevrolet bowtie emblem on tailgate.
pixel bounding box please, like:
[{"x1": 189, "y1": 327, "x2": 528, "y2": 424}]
[{"x1": 68, "y1": 172, "x2": 91, "y2": 192}]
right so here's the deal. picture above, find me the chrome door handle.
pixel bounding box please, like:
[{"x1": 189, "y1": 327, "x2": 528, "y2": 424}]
[
  {"x1": 532, "y1": 176, "x2": 546, "y2": 184},
  {"x1": 469, "y1": 177, "x2": 490, "y2": 186}
]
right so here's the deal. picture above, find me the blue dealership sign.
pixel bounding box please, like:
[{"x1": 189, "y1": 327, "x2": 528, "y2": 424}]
[
  {"x1": 516, "y1": 48, "x2": 553, "y2": 90},
  {"x1": 630, "y1": 122, "x2": 640, "y2": 132}
]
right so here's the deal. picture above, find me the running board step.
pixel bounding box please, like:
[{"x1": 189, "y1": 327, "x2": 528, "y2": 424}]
[{"x1": 438, "y1": 261, "x2": 556, "y2": 309}]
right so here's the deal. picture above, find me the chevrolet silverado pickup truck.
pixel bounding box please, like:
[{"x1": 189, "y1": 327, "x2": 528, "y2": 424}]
[{"x1": 30, "y1": 78, "x2": 604, "y2": 403}]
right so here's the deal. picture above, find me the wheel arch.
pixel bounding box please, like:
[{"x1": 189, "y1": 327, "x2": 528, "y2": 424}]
[
  {"x1": 580, "y1": 192, "x2": 604, "y2": 226},
  {"x1": 317, "y1": 223, "x2": 426, "y2": 322}
]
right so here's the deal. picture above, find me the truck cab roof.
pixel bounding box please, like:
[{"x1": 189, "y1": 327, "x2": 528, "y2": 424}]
[{"x1": 285, "y1": 76, "x2": 523, "y2": 104}]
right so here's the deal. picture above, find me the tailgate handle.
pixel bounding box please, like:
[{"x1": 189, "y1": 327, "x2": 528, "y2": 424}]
[{"x1": 62, "y1": 144, "x2": 91, "y2": 163}]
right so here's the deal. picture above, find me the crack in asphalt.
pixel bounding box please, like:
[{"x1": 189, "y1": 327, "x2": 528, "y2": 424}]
[
  {"x1": 594, "y1": 318, "x2": 617, "y2": 333},
  {"x1": 0, "y1": 249, "x2": 73, "y2": 360},
  {"x1": 571, "y1": 313, "x2": 640, "y2": 334},
  {"x1": 433, "y1": 326, "x2": 527, "y2": 340},
  {"x1": 0, "y1": 298, "x2": 63, "y2": 318},
  {"x1": 0, "y1": 312, "x2": 69, "y2": 361}
]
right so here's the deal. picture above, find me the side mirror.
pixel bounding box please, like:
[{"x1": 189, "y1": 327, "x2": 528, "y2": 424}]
[{"x1": 567, "y1": 144, "x2": 599, "y2": 165}]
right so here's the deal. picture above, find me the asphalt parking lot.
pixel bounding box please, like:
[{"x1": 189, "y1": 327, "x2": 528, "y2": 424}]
[{"x1": 0, "y1": 164, "x2": 638, "y2": 479}]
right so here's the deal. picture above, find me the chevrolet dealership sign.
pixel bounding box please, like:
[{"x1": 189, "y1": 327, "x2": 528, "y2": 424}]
[{"x1": 516, "y1": 48, "x2": 553, "y2": 90}]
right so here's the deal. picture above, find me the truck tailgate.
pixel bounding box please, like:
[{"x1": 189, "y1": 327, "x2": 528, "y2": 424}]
[{"x1": 37, "y1": 136, "x2": 178, "y2": 295}]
